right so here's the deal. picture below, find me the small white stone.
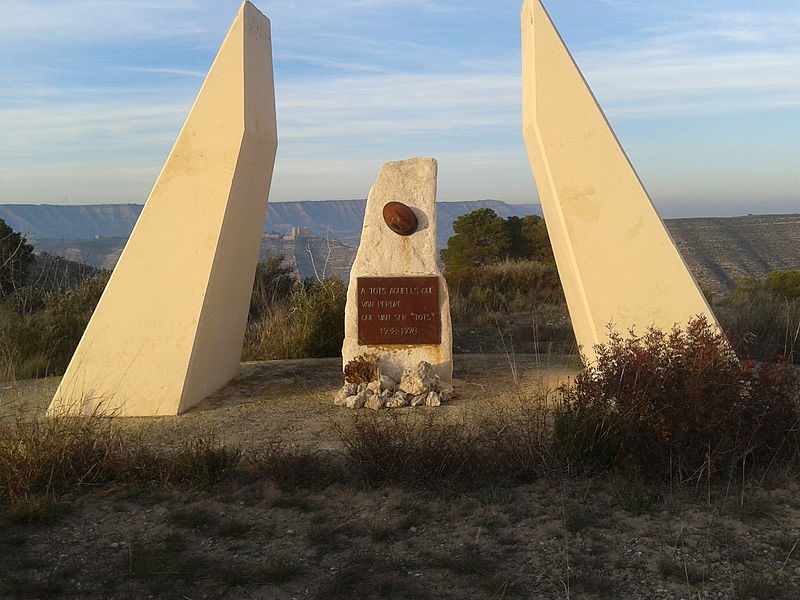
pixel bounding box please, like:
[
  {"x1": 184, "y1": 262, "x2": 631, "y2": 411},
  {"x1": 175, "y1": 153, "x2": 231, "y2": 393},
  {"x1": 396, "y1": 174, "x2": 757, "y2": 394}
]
[
  {"x1": 366, "y1": 394, "x2": 384, "y2": 411},
  {"x1": 345, "y1": 390, "x2": 367, "y2": 410},
  {"x1": 410, "y1": 394, "x2": 426, "y2": 407},
  {"x1": 334, "y1": 382, "x2": 358, "y2": 406},
  {"x1": 367, "y1": 380, "x2": 382, "y2": 395},
  {"x1": 379, "y1": 375, "x2": 396, "y2": 392},
  {"x1": 385, "y1": 392, "x2": 409, "y2": 408},
  {"x1": 425, "y1": 391, "x2": 441, "y2": 407},
  {"x1": 399, "y1": 361, "x2": 436, "y2": 396}
]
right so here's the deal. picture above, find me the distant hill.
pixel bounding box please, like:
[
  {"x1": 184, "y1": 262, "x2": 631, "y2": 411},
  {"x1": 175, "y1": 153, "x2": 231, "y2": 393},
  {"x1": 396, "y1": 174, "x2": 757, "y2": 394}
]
[
  {"x1": 2, "y1": 202, "x2": 798, "y2": 293},
  {"x1": 665, "y1": 213, "x2": 800, "y2": 296},
  {"x1": 0, "y1": 204, "x2": 144, "y2": 240},
  {"x1": 32, "y1": 234, "x2": 356, "y2": 282},
  {"x1": 0, "y1": 199, "x2": 542, "y2": 249}
]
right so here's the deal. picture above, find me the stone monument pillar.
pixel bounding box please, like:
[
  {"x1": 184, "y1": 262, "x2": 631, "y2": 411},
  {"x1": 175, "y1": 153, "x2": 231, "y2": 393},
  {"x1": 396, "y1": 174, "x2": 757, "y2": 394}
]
[
  {"x1": 521, "y1": 0, "x2": 719, "y2": 363},
  {"x1": 340, "y1": 158, "x2": 453, "y2": 409},
  {"x1": 48, "y1": 1, "x2": 277, "y2": 416}
]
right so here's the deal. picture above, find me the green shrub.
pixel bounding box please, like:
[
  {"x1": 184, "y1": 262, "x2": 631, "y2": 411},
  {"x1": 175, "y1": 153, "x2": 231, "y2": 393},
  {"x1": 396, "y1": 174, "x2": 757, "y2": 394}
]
[
  {"x1": 243, "y1": 276, "x2": 346, "y2": 360},
  {"x1": 249, "y1": 254, "x2": 297, "y2": 321},
  {"x1": 445, "y1": 259, "x2": 574, "y2": 353},
  {"x1": 555, "y1": 316, "x2": 800, "y2": 481},
  {"x1": 0, "y1": 219, "x2": 34, "y2": 297},
  {"x1": 764, "y1": 270, "x2": 800, "y2": 300},
  {"x1": 717, "y1": 274, "x2": 800, "y2": 363},
  {"x1": 446, "y1": 259, "x2": 564, "y2": 310},
  {"x1": 291, "y1": 278, "x2": 347, "y2": 357},
  {"x1": 440, "y1": 209, "x2": 554, "y2": 272},
  {"x1": 0, "y1": 271, "x2": 109, "y2": 380}
]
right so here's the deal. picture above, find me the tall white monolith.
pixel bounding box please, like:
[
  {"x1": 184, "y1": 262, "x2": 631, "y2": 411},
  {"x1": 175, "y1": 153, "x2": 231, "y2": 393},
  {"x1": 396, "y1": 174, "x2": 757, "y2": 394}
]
[
  {"x1": 521, "y1": 0, "x2": 718, "y2": 363},
  {"x1": 49, "y1": 1, "x2": 277, "y2": 416},
  {"x1": 342, "y1": 158, "x2": 453, "y2": 388}
]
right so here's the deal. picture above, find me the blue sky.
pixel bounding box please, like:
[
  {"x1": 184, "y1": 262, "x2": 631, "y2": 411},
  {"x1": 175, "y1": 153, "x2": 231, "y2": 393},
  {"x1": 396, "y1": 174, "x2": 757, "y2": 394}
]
[{"x1": 1, "y1": 0, "x2": 798, "y2": 217}]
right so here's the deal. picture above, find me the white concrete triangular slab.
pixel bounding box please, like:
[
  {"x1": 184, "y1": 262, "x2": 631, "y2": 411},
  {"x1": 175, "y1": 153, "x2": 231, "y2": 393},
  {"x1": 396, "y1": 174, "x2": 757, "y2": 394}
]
[
  {"x1": 521, "y1": 0, "x2": 718, "y2": 363},
  {"x1": 49, "y1": 2, "x2": 277, "y2": 416}
]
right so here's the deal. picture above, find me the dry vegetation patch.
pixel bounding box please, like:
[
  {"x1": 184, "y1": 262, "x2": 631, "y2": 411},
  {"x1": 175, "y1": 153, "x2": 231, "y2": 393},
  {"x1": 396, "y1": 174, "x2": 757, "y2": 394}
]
[{"x1": 1, "y1": 352, "x2": 799, "y2": 599}]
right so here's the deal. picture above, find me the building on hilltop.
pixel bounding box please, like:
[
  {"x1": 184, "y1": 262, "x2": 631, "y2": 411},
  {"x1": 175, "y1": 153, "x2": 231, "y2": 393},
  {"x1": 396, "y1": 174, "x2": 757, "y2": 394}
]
[{"x1": 283, "y1": 226, "x2": 312, "y2": 241}]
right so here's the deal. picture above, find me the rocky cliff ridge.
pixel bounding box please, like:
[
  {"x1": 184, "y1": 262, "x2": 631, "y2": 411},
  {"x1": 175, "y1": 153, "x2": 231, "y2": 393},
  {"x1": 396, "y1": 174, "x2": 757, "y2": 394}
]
[{"x1": 2, "y1": 201, "x2": 798, "y2": 292}]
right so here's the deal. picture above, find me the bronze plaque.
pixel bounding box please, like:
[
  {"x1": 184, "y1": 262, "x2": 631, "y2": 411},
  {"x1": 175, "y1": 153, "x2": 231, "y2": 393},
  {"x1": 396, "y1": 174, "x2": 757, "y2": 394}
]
[{"x1": 357, "y1": 276, "x2": 440, "y2": 345}]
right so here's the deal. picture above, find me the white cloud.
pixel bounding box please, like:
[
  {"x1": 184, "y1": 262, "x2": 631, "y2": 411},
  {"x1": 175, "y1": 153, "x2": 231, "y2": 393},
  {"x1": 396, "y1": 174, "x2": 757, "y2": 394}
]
[
  {"x1": 0, "y1": 1, "x2": 210, "y2": 43},
  {"x1": 122, "y1": 67, "x2": 206, "y2": 78},
  {"x1": 2, "y1": 0, "x2": 799, "y2": 209}
]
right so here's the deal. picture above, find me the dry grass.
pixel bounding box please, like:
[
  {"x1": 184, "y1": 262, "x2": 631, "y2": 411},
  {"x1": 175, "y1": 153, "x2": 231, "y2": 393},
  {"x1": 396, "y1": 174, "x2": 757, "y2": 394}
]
[{"x1": 0, "y1": 414, "x2": 240, "y2": 512}]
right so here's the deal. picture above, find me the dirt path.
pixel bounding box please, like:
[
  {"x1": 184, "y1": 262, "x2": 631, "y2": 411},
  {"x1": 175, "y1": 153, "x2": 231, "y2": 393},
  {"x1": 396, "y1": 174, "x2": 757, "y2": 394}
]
[{"x1": 0, "y1": 353, "x2": 580, "y2": 451}]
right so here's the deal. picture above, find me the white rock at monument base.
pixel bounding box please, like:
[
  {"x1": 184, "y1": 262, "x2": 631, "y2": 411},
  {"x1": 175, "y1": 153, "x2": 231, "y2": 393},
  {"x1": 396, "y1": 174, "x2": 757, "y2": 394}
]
[
  {"x1": 366, "y1": 394, "x2": 384, "y2": 411},
  {"x1": 410, "y1": 394, "x2": 427, "y2": 407},
  {"x1": 379, "y1": 375, "x2": 396, "y2": 393},
  {"x1": 399, "y1": 361, "x2": 436, "y2": 396},
  {"x1": 385, "y1": 392, "x2": 409, "y2": 408},
  {"x1": 425, "y1": 391, "x2": 441, "y2": 407},
  {"x1": 346, "y1": 390, "x2": 367, "y2": 410},
  {"x1": 367, "y1": 380, "x2": 382, "y2": 395},
  {"x1": 334, "y1": 383, "x2": 358, "y2": 406}
]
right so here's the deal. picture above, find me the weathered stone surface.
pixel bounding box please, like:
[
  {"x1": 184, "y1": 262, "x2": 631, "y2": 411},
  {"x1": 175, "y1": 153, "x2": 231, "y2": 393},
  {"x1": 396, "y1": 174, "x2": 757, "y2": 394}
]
[
  {"x1": 341, "y1": 157, "x2": 452, "y2": 387},
  {"x1": 379, "y1": 375, "x2": 396, "y2": 393},
  {"x1": 410, "y1": 394, "x2": 427, "y2": 407},
  {"x1": 367, "y1": 380, "x2": 382, "y2": 395},
  {"x1": 385, "y1": 392, "x2": 409, "y2": 408},
  {"x1": 334, "y1": 382, "x2": 358, "y2": 406},
  {"x1": 425, "y1": 391, "x2": 441, "y2": 407},
  {"x1": 399, "y1": 361, "x2": 436, "y2": 396},
  {"x1": 439, "y1": 389, "x2": 452, "y2": 403},
  {"x1": 365, "y1": 394, "x2": 384, "y2": 411},
  {"x1": 346, "y1": 391, "x2": 367, "y2": 410}
]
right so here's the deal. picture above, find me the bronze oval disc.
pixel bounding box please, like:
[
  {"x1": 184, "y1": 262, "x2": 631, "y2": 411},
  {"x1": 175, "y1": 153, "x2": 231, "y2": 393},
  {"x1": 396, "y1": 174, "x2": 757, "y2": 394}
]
[{"x1": 382, "y1": 202, "x2": 418, "y2": 236}]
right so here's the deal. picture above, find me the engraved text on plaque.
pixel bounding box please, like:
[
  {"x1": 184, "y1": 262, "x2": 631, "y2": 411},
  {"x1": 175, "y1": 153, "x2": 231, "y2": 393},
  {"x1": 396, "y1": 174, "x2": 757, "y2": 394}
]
[{"x1": 357, "y1": 276, "x2": 440, "y2": 345}]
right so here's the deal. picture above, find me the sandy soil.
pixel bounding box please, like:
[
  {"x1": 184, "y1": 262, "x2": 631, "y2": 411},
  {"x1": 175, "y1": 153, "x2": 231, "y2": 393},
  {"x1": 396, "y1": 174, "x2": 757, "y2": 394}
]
[
  {"x1": 0, "y1": 354, "x2": 579, "y2": 451},
  {"x1": 2, "y1": 354, "x2": 799, "y2": 600}
]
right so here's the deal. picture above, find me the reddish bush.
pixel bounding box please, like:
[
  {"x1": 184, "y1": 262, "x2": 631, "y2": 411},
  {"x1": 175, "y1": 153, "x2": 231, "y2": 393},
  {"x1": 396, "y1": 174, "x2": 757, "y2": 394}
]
[{"x1": 556, "y1": 316, "x2": 799, "y2": 481}]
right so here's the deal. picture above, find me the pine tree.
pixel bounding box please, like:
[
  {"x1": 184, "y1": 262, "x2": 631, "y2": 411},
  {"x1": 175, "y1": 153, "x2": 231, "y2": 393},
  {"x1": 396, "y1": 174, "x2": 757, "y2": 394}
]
[{"x1": 0, "y1": 218, "x2": 34, "y2": 296}]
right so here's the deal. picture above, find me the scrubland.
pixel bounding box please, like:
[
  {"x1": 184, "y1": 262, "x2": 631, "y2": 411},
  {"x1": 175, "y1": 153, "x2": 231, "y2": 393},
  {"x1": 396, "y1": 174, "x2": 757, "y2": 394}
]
[{"x1": 1, "y1": 249, "x2": 800, "y2": 598}]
